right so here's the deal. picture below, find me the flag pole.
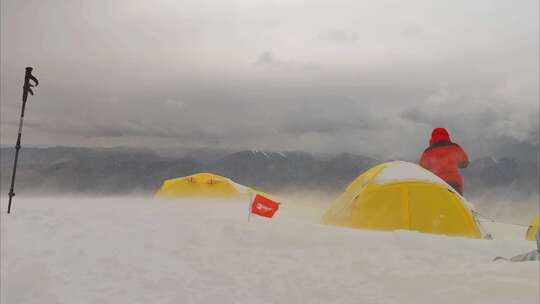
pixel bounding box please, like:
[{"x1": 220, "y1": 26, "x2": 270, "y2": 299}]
[
  {"x1": 248, "y1": 192, "x2": 253, "y2": 223},
  {"x1": 7, "y1": 67, "x2": 39, "y2": 214}
]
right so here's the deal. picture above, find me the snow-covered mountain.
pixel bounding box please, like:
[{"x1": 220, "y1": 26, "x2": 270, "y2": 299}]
[
  {"x1": 200, "y1": 150, "x2": 378, "y2": 192},
  {"x1": 1, "y1": 147, "x2": 538, "y2": 199},
  {"x1": 463, "y1": 156, "x2": 539, "y2": 198}
]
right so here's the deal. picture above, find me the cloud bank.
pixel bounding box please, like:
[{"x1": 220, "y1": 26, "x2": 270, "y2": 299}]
[{"x1": 1, "y1": 0, "x2": 538, "y2": 159}]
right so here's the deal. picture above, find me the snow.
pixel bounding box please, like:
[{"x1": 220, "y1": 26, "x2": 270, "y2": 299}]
[
  {"x1": 374, "y1": 161, "x2": 477, "y2": 211},
  {"x1": 249, "y1": 149, "x2": 270, "y2": 158},
  {"x1": 1, "y1": 197, "x2": 538, "y2": 304},
  {"x1": 375, "y1": 161, "x2": 449, "y2": 186},
  {"x1": 225, "y1": 178, "x2": 251, "y2": 195}
]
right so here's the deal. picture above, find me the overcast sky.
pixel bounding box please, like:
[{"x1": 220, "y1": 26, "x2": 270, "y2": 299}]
[{"x1": 1, "y1": 0, "x2": 538, "y2": 159}]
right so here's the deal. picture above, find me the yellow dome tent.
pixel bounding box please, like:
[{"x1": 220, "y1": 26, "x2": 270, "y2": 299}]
[
  {"x1": 155, "y1": 172, "x2": 262, "y2": 199},
  {"x1": 321, "y1": 161, "x2": 483, "y2": 238},
  {"x1": 525, "y1": 212, "x2": 540, "y2": 241}
]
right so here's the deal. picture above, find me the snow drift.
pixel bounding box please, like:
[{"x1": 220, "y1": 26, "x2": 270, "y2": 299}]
[{"x1": 1, "y1": 197, "x2": 538, "y2": 304}]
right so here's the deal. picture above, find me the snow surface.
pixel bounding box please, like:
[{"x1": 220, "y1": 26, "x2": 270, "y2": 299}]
[
  {"x1": 373, "y1": 161, "x2": 478, "y2": 212},
  {"x1": 1, "y1": 197, "x2": 538, "y2": 304},
  {"x1": 225, "y1": 178, "x2": 251, "y2": 194},
  {"x1": 374, "y1": 161, "x2": 449, "y2": 186}
]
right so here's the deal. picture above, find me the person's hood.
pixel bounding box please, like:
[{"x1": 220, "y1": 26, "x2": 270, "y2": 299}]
[{"x1": 430, "y1": 128, "x2": 451, "y2": 145}]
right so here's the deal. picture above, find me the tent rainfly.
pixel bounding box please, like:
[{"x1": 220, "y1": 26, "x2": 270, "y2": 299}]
[
  {"x1": 321, "y1": 161, "x2": 484, "y2": 239},
  {"x1": 526, "y1": 212, "x2": 540, "y2": 241},
  {"x1": 155, "y1": 172, "x2": 264, "y2": 199}
]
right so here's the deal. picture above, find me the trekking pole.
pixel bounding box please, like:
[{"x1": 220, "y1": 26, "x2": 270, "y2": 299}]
[{"x1": 7, "y1": 67, "x2": 39, "y2": 214}]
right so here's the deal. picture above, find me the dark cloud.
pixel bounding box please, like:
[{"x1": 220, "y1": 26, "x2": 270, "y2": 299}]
[
  {"x1": 400, "y1": 83, "x2": 539, "y2": 158},
  {"x1": 1, "y1": 0, "x2": 537, "y2": 160}
]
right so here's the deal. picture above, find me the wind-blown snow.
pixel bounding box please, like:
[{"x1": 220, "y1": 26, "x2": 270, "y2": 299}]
[
  {"x1": 1, "y1": 197, "x2": 538, "y2": 304},
  {"x1": 225, "y1": 178, "x2": 251, "y2": 195},
  {"x1": 375, "y1": 161, "x2": 449, "y2": 186},
  {"x1": 374, "y1": 161, "x2": 477, "y2": 211}
]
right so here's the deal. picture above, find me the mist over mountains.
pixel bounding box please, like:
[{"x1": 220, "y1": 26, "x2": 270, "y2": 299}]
[{"x1": 0, "y1": 146, "x2": 538, "y2": 202}]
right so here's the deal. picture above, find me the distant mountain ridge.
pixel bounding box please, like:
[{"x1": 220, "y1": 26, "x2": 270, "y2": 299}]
[
  {"x1": 1, "y1": 147, "x2": 538, "y2": 199},
  {"x1": 200, "y1": 150, "x2": 378, "y2": 192}
]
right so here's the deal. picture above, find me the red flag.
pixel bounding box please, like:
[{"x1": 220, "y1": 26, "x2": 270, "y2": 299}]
[{"x1": 250, "y1": 194, "x2": 280, "y2": 218}]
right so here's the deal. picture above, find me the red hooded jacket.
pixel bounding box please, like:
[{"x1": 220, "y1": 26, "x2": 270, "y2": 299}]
[{"x1": 419, "y1": 128, "x2": 469, "y2": 193}]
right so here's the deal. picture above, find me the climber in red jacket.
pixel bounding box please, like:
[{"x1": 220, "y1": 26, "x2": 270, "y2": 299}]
[{"x1": 419, "y1": 128, "x2": 469, "y2": 195}]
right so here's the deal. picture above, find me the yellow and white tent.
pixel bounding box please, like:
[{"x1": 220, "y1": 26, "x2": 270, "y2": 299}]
[
  {"x1": 321, "y1": 161, "x2": 483, "y2": 238},
  {"x1": 155, "y1": 172, "x2": 263, "y2": 199},
  {"x1": 525, "y1": 212, "x2": 540, "y2": 241}
]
